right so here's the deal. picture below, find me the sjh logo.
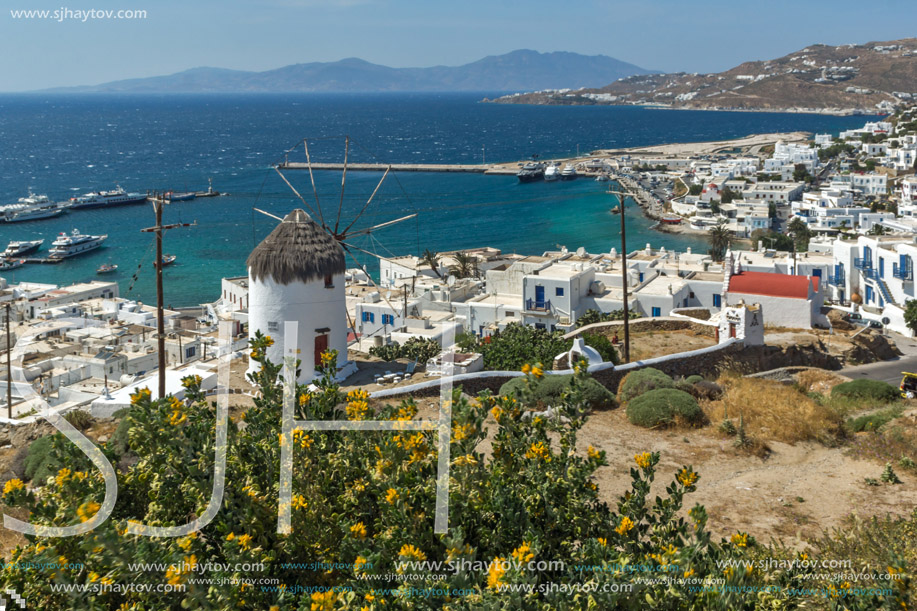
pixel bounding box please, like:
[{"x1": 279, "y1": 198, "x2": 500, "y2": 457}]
[{"x1": 0, "y1": 588, "x2": 26, "y2": 610}]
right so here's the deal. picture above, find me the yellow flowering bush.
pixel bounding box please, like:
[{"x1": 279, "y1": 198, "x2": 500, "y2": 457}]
[{"x1": 1, "y1": 333, "x2": 884, "y2": 610}]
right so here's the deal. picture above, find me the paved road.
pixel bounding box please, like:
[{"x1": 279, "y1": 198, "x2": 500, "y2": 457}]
[{"x1": 839, "y1": 333, "x2": 917, "y2": 385}]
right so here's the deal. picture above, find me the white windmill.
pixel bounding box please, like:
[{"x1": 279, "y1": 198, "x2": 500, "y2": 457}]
[{"x1": 247, "y1": 136, "x2": 416, "y2": 383}]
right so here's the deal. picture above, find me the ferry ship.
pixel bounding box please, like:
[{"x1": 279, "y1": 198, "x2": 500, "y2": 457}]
[
  {"x1": 0, "y1": 191, "x2": 69, "y2": 222},
  {"x1": 544, "y1": 163, "x2": 560, "y2": 182},
  {"x1": 48, "y1": 229, "x2": 107, "y2": 259},
  {"x1": 560, "y1": 163, "x2": 578, "y2": 181},
  {"x1": 517, "y1": 161, "x2": 545, "y2": 183},
  {"x1": 70, "y1": 186, "x2": 147, "y2": 210}
]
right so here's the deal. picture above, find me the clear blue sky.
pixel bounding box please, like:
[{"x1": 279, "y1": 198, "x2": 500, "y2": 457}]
[{"x1": 1, "y1": 0, "x2": 915, "y2": 91}]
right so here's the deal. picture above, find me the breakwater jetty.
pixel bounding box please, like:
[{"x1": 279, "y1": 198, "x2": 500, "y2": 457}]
[{"x1": 278, "y1": 162, "x2": 516, "y2": 175}]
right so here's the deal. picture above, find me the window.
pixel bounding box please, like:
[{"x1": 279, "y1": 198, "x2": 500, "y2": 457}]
[
  {"x1": 651, "y1": 307, "x2": 661, "y2": 317},
  {"x1": 555, "y1": 287, "x2": 564, "y2": 296},
  {"x1": 689, "y1": 292, "x2": 695, "y2": 299},
  {"x1": 361, "y1": 312, "x2": 376, "y2": 323},
  {"x1": 186, "y1": 347, "x2": 196, "y2": 358},
  {"x1": 382, "y1": 314, "x2": 395, "y2": 325},
  {"x1": 713, "y1": 294, "x2": 722, "y2": 308},
  {"x1": 267, "y1": 321, "x2": 279, "y2": 332},
  {"x1": 324, "y1": 274, "x2": 334, "y2": 288}
]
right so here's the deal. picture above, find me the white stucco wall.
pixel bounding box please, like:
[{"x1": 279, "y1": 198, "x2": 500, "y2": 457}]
[{"x1": 247, "y1": 270, "x2": 348, "y2": 383}]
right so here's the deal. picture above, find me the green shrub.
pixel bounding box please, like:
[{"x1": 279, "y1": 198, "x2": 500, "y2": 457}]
[
  {"x1": 581, "y1": 333, "x2": 620, "y2": 365},
  {"x1": 479, "y1": 323, "x2": 571, "y2": 370},
  {"x1": 500, "y1": 374, "x2": 617, "y2": 411},
  {"x1": 618, "y1": 367, "x2": 674, "y2": 403},
  {"x1": 847, "y1": 405, "x2": 904, "y2": 432},
  {"x1": 368, "y1": 337, "x2": 440, "y2": 363},
  {"x1": 831, "y1": 379, "x2": 900, "y2": 403},
  {"x1": 626, "y1": 388, "x2": 704, "y2": 428},
  {"x1": 368, "y1": 343, "x2": 401, "y2": 361},
  {"x1": 23, "y1": 436, "x2": 58, "y2": 483},
  {"x1": 63, "y1": 409, "x2": 94, "y2": 431},
  {"x1": 685, "y1": 375, "x2": 704, "y2": 385}
]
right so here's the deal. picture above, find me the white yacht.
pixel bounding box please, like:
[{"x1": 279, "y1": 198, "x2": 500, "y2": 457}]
[
  {"x1": 560, "y1": 164, "x2": 578, "y2": 181},
  {"x1": 70, "y1": 186, "x2": 147, "y2": 209},
  {"x1": 544, "y1": 163, "x2": 560, "y2": 182},
  {"x1": 0, "y1": 190, "x2": 69, "y2": 223},
  {"x1": 3, "y1": 239, "x2": 43, "y2": 258},
  {"x1": 48, "y1": 229, "x2": 107, "y2": 259}
]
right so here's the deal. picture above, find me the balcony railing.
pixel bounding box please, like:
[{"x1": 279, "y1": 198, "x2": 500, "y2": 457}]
[
  {"x1": 525, "y1": 298, "x2": 552, "y2": 312},
  {"x1": 893, "y1": 263, "x2": 913, "y2": 280},
  {"x1": 853, "y1": 257, "x2": 871, "y2": 271},
  {"x1": 829, "y1": 274, "x2": 844, "y2": 286}
]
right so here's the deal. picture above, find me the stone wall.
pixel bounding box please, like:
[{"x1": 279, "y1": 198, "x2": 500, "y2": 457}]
[{"x1": 568, "y1": 318, "x2": 716, "y2": 338}]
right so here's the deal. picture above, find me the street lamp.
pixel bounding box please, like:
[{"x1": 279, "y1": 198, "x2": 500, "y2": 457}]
[{"x1": 607, "y1": 188, "x2": 631, "y2": 363}]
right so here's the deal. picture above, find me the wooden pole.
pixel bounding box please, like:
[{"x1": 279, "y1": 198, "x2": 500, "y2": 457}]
[
  {"x1": 140, "y1": 196, "x2": 195, "y2": 399},
  {"x1": 6, "y1": 304, "x2": 12, "y2": 419},
  {"x1": 155, "y1": 199, "x2": 166, "y2": 398},
  {"x1": 620, "y1": 194, "x2": 630, "y2": 363}
]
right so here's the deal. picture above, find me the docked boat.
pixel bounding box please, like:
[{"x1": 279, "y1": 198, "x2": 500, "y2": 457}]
[
  {"x1": 70, "y1": 186, "x2": 147, "y2": 210},
  {"x1": 544, "y1": 163, "x2": 560, "y2": 182},
  {"x1": 0, "y1": 191, "x2": 69, "y2": 223},
  {"x1": 48, "y1": 229, "x2": 107, "y2": 259},
  {"x1": 595, "y1": 173, "x2": 610, "y2": 182},
  {"x1": 165, "y1": 191, "x2": 195, "y2": 202},
  {"x1": 0, "y1": 259, "x2": 25, "y2": 271},
  {"x1": 97, "y1": 263, "x2": 118, "y2": 274},
  {"x1": 517, "y1": 162, "x2": 545, "y2": 183},
  {"x1": 610, "y1": 205, "x2": 621, "y2": 215},
  {"x1": 3, "y1": 239, "x2": 43, "y2": 258},
  {"x1": 560, "y1": 164, "x2": 578, "y2": 181}
]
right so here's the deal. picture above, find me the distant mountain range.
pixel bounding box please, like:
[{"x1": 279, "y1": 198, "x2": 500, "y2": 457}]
[
  {"x1": 488, "y1": 39, "x2": 917, "y2": 115},
  {"x1": 41, "y1": 50, "x2": 655, "y2": 94}
]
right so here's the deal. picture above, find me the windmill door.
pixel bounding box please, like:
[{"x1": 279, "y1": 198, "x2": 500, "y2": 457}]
[{"x1": 314, "y1": 334, "x2": 329, "y2": 367}]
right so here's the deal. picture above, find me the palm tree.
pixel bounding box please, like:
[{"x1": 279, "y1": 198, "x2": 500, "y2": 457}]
[
  {"x1": 450, "y1": 251, "x2": 479, "y2": 279},
  {"x1": 708, "y1": 221, "x2": 731, "y2": 262},
  {"x1": 421, "y1": 249, "x2": 442, "y2": 278}
]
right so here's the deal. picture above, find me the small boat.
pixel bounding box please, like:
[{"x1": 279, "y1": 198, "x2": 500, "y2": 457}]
[
  {"x1": 660, "y1": 215, "x2": 682, "y2": 224},
  {"x1": 560, "y1": 164, "x2": 578, "y2": 181},
  {"x1": 544, "y1": 163, "x2": 560, "y2": 182},
  {"x1": 595, "y1": 173, "x2": 610, "y2": 182},
  {"x1": 97, "y1": 263, "x2": 118, "y2": 274},
  {"x1": 154, "y1": 254, "x2": 177, "y2": 268},
  {"x1": 3, "y1": 239, "x2": 43, "y2": 258},
  {"x1": 165, "y1": 191, "x2": 195, "y2": 202},
  {"x1": 0, "y1": 259, "x2": 25, "y2": 271},
  {"x1": 610, "y1": 205, "x2": 621, "y2": 215}
]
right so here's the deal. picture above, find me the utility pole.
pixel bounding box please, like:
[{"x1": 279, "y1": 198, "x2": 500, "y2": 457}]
[
  {"x1": 140, "y1": 195, "x2": 196, "y2": 398},
  {"x1": 608, "y1": 189, "x2": 631, "y2": 362},
  {"x1": 6, "y1": 304, "x2": 12, "y2": 419}
]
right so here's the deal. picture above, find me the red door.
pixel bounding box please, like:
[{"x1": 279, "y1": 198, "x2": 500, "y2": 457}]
[
  {"x1": 729, "y1": 324, "x2": 736, "y2": 339},
  {"x1": 314, "y1": 334, "x2": 329, "y2": 367}
]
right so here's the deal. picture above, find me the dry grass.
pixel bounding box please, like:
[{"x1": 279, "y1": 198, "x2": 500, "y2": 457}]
[
  {"x1": 794, "y1": 369, "x2": 846, "y2": 395},
  {"x1": 705, "y1": 373, "x2": 844, "y2": 444}
]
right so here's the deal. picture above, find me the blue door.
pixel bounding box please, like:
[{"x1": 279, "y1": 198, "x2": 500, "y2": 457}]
[
  {"x1": 812, "y1": 269, "x2": 822, "y2": 278},
  {"x1": 535, "y1": 285, "x2": 545, "y2": 306},
  {"x1": 866, "y1": 286, "x2": 874, "y2": 303},
  {"x1": 651, "y1": 307, "x2": 661, "y2": 317},
  {"x1": 880, "y1": 258, "x2": 885, "y2": 278}
]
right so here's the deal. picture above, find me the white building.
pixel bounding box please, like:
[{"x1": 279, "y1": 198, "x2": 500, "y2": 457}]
[
  {"x1": 246, "y1": 209, "x2": 355, "y2": 383},
  {"x1": 763, "y1": 141, "x2": 819, "y2": 173}
]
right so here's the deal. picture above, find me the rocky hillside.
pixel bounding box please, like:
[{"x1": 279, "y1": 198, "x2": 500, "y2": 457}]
[{"x1": 487, "y1": 39, "x2": 917, "y2": 114}]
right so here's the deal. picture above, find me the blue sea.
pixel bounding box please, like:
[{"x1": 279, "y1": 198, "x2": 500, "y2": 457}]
[{"x1": 0, "y1": 93, "x2": 873, "y2": 306}]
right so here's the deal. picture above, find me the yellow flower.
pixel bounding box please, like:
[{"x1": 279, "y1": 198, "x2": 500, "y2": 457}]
[
  {"x1": 521, "y1": 363, "x2": 531, "y2": 375},
  {"x1": 677, "y1": 467, "x2": 699, "y2": 488},
  {"x1": 446, "y1": 544, "x2": 474, "y2": 562},
  {"x1": 490, "y1": 406, "x2": 504, "y2": 421},
  {"x1": 270, "y1": 607, "x2": 280, "y2": 611},
  {"x1": 177, "y1": 533, "x2": 196, "y2": 550},
  {"x1": 56, "y1": 467, "x2": 72, "y2": 487},
  {"x1": 59, "y1": 555, "x2": 67, "y2": 565},
  {"x1": 684, "y1": 568, "x2": 695, "y2": 578},
  {"x1": 385, "y1": 488, "x2": 399, "y2": 504},
  {"x1": 350, "y1": 522, "x2": 367, "y2": 539},
  {"x1": 168, "y1": 409, "x2": 187, "y2": 426},
  {"x1": 511, "y1": 542, "x2": 534, "y2": 564},
  {"x1": 3, "y1": 478, "x2": 24, "y2": 495},
  {"x1": 525, "y1": 441, "x2": 551, "y2": 462},
  {"x1": 88, "y1": 571, "x2": 100, "y2": 582},
  {"x1": 77, "y1": 501, "x2": 101, "y2": 523},
  {"x1": 311, "y1": 591, "x2": 337, "y2": 611},
  {"x1": 298, "y1": 392, "x2": 311, "y2": 406},
  {"x1": 354, "y1": 556, "x2": 369, "y2": 574},
  {"x1": 486, "y1": 557, "x2": 506, "y2": 590},
  {"x1": 453, "y1": 454, "x2": 478, "y2": 467},
  {"x1": 531, "y1": 365, "x2": 544, "y2": 378},
  {"x1": 347, "y1": 389, "x2": 370, "y2": 402},
  {"x1": 346, "y1": 399, "x2": 371, "y2": 421},
  {"x1": 130, "y1": 387, "x2": 151, "y2": 404},
  {"x1": 225, "y1": 532, "x2": 235, "y2": 541},
  {"x1": 320, "y1": 350, "x2": 336, "y2": 368},
  {"x1": 597, "y1": 537, "x2": 608, "y2": 547},
  {"x1": 398, "y1": 544, "x2": 426, "y2": 562},
  {"x1": 451, "y1": 423, "x2": 474, "y2": 441},
  {"x1": 587, "y1": 445, "x2": 600, "y2": 460},
  {"x1": 236, "y1": 534, "x2": 253, "y2": 550},
  {"x1": 292, "y1": 494, "x2": 308, "y2": 510},
  {"x1": 615, "y1": 516, "x2": 635, "y2": 535},
  {"x1": 263, "y1": 336, "x2": 275, "y2": 347},
  {"x1": 634, "y1": 452, "x2": 652, "y2": 469},
  {"x1": 730, "y1": 532, "x2": 748, "y2": 548},
  {"x1": 293, "y1": 429, "x2": 313, "y2": 449},
  {"x1": 100, "y1": 576, "x2": 114, "y2": 586}
]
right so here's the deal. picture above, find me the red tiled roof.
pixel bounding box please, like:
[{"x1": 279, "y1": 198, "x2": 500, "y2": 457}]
[{"x1": 727, "y1": 271, "x2": 816, "y2": 299}]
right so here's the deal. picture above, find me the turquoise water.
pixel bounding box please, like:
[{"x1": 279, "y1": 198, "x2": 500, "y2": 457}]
[{"x1": 0, "y1": 93, "x2": 873, "y2": 306}]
